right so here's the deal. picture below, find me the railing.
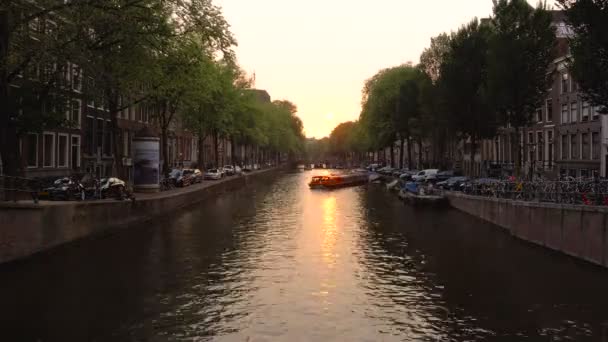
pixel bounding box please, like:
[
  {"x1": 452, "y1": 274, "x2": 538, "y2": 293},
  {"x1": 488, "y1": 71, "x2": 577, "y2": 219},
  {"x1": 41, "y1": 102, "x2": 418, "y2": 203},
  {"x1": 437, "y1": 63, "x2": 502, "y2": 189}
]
[
  {"x1": 462, "y1": 178, "x2": 608, "y2": 206},
  {"x1": 0, "y1": 176, "x2": 43, "y2": 203}
]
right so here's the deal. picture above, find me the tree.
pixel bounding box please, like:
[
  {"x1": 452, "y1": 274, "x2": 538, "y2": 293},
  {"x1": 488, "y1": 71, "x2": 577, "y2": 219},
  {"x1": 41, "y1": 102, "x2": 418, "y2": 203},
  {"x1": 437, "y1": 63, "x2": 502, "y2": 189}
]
[
  {"x1": 419, "y1": 33, "x2": 453, "y2": 83},
  {"x1": 360, "y1": 65, "x2": 420, "y2": 167},
  {"x1": 1, "y1": 0, "x2": 236, "y2": 177},
  {"x1": 438, "y1": 19, "x2": 497, "y2": 163},
  {"x1": 329, "y1": 121, "x2": 356, "y2": 162},
  {"x1": 558, "y1": 0, "x2": 608, "y2": 113},
  {"x1": 486, "y1": 0, "x2": 555, "y2": 175}
]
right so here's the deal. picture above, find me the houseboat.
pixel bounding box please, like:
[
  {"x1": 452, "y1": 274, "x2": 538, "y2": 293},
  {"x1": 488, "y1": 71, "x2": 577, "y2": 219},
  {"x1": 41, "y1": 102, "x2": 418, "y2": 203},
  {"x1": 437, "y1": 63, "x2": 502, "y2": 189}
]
[{"x1": 309, "y1": 173, "x2": 369, "y2": 189}]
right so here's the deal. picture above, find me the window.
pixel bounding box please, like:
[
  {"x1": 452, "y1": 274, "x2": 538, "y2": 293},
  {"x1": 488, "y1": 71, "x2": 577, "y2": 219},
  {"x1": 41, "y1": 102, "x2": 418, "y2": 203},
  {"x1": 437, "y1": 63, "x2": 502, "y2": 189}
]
[
  {"x1": 96, "y1": 118, "x2": 104, "y2": 153},
  {"x1": 593, "y1": 106, "x2": 600, "y2": 120},
  {"x1": 528, "y1": 132, "x2": 533, "y2": 144},
  {"x1": 582, "y1": 101, "x2": 590, "y2": 121},
  {"x1": 536, "y1": 109, "x2": 542, "y2": 123},
  {"x1": 86, "y1": 77, "x2": 95, "y2": 107},
  {"x1": 546, "y1": 99, "x2": 553, "y2": 122},
  {"x1": 85, "y1": 116, "x2": 94, "y2": 154},
  {"x1": 561, "y1": 104, "x2": 569, "y2": 124},
  {"x1": 561, "y1": 73, "x2": 569, "y2": 94},
  {"x1": 71, "y1": 64, "x2": 82, "y2": 92},
  {"x1": 570, "y1": 102, "x2": 578, "y2": 122},
  {"x1": 561, "y1": 135, "x2": 568, "y2": 160},
  {"x1": 28, "y1": 17, "x2": 41, "y2": 36},
  {"x1": 45, "y1": 20, "x2": 57, "y2": 39},
  {"x1": 570, "y1": 134, "x2": 578, "y2": 160},
  {"x1": 26, "y1": 134, "x2": 38, "y2": 168},
  {"x1": 43, "y1": 132, "x2": 55, "y2": 167},
  {"x1": 103, "y1": 122, "x2": 112, "y2": 156},
  {"x1": 592, "y1": 132, "x2": 600, "y2": 160},
  {"x1": 71, "y1": 99, "x2": 81, "y2": 127},
  {"x1": 547, "y1": 131, "x2": 554, "y2": 168},
  {"x1": 537, "y1": 132, "x2": 543, "y2": 161},
  {"x1": 71, "y1": 136, "x2": 81, "y2": 169},
  {"x1": 57, "y1": 134, "x2": 68, "y2": 167},
  {"x1": 123, "y1": 131, "x2": 130, "y2": 157},
  {"x1": 581, "y1": 133, "x2": 589, "y2": 160}
]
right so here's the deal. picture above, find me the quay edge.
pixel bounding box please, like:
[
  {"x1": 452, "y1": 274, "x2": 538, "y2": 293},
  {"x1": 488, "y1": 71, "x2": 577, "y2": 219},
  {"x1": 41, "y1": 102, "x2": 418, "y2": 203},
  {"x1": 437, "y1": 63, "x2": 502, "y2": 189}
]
[
  {"x1": 0, "y1": 168, "x2": 281, "y2": 265},
  {"x1": 446, "y1": 192, "x2": 608, "y2": 268}
]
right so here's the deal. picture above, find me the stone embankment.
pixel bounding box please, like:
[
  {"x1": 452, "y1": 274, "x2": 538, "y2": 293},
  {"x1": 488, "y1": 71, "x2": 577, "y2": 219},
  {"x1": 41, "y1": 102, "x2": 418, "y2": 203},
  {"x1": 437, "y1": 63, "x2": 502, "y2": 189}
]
[
  {"x1": 447, "y1": 192, "x2": 608, "y2": 268},
  {"x1": 0, "y1": 168, "x2": 279, "y2": 264}
]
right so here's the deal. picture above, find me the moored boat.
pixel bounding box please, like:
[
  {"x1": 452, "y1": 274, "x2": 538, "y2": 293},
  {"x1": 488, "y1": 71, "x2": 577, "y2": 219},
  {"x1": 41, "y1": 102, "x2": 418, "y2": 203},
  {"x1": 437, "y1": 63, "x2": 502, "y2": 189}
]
[
  {"x1": 398, "y1": 189, "x2": 448, "y2": 207},
  {"x1": 309, "y1": 173, "x2": 368, "y2": 189}
]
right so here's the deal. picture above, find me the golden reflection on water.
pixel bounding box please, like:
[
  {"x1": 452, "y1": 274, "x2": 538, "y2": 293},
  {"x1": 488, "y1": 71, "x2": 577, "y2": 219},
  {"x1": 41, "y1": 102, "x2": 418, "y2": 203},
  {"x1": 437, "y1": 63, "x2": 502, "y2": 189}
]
[{"x1": 321, "y1": 196, "x2": 338, "y2": 268}]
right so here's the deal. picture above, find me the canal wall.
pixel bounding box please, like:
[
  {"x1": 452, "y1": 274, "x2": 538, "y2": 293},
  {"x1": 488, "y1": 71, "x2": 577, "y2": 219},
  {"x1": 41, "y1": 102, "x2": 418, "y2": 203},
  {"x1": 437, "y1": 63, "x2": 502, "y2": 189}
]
[
  {"x1": 0, "y1": 168, "x2": 280, "y2": 264},
  {"x1": 446, "y1": 192, "x2": 608, "y2": 268}
]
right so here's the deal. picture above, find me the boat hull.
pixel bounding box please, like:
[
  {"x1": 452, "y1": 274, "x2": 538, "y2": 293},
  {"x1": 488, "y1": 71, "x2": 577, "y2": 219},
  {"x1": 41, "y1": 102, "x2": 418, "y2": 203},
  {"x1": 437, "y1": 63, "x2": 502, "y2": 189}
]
[
  {"x1": 398, "y1": 190, "x2": 448, "y2": 207},
  {"x1": 309, "y1": 174, "x2": 368, "y2": 189}
]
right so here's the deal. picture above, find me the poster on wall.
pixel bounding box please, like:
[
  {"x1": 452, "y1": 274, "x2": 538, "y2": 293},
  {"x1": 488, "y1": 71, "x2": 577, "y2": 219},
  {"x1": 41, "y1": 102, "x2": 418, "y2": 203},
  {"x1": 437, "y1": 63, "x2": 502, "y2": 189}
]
[{"x1": 133, "y1": 139, "x2": 160, "y2": 186}]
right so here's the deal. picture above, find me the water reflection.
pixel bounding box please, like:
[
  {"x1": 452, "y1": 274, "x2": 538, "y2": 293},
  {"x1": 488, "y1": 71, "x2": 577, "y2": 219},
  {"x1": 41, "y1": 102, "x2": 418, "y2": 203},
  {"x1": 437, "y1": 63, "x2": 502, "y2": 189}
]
[
  {"x1": 1, "y1": 171, "x2": 608, "y2": 341},
  {"x1": 321, "y1": 195, "x2": 338, "y2": 268}
]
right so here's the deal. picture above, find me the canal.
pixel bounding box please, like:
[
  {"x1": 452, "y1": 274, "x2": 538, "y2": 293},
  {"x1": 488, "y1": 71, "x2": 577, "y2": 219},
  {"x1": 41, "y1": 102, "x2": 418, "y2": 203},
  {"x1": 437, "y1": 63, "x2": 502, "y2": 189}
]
[{"x1": 2, "y1": 171, "x2": 608, "y2": 341}]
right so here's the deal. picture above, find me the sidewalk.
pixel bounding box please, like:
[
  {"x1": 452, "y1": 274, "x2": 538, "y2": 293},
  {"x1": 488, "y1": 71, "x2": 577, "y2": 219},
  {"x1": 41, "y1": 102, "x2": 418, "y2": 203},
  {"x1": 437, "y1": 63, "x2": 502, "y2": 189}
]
[{"x1": 0, "y1": 168, "x2": 277, "y2": 209}]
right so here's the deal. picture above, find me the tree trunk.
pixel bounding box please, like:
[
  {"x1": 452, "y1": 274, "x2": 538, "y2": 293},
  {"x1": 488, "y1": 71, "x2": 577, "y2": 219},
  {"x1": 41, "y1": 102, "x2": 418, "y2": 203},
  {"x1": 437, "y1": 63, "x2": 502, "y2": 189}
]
[
  {"x1": 514, "y1": 126, "x2": 522, "y2": 177},
  {"x1": 406, "y1": 136, "x2": 413, "y2": 169},
  {"x1": 213, "y1": 131, "x2": 219, "y2": 167},
  {"x1": 399, "y1": 138, "x2": 405, "y2": 169},
  {"x1": 389, "y1": 143, "x2": 394, "y2": 168},
  {"x1": 471, "y1": 135, "x2": 477, "y2": 177},
  {"x1": 417, "y1": 138, "x2": 423, "y2": 169},
  {"x1": 231, "y1": 136, "x2": 236, "y2": 166},
  {"x1": 108, "y1": 92, "x2": 124, "y2": 179},
  {"x1": 0, "y1": 11, "x2": 21, "y2": 180},
  {"x1": 197, "y1": 133, "x2": 204, "y2": 170},
  {"x1": 161, "y1": 127, "x2": 169, "y2": 176}
]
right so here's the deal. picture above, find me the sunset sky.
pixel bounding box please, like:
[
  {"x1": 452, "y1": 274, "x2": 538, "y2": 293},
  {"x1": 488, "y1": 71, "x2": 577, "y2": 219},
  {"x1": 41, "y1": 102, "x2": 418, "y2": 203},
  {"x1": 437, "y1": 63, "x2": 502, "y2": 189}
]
[{"x1": 216, "y1": 0, "x2": 557, "y2": 138}]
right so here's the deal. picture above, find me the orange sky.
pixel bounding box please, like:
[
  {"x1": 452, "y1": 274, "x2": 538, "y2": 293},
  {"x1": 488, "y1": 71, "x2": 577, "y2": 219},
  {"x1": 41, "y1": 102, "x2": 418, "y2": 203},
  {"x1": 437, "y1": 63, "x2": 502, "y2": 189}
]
[{"x1": 216, "y1": 0, "x2": 558, "y2": 138}]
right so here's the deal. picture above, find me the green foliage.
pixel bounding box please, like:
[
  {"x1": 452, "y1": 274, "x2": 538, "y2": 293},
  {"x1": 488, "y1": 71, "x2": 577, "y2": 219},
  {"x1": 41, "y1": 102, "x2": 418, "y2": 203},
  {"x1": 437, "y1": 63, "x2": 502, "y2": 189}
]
[
  {"x1": 558, "y1": 0, "x2": 608, "y2": 113},
  {"x1": 360, "y1": 65, "x2": 420, "y2": 149},
  {"x1": 486, "y1": 0, "x2": 555, "y2": 128},
  {"x1": 438, "y1": 19, "x2": 497, "y2": 145},
  {"x1": 419, "y1": 33, "x2": 453, "y2": 83}
]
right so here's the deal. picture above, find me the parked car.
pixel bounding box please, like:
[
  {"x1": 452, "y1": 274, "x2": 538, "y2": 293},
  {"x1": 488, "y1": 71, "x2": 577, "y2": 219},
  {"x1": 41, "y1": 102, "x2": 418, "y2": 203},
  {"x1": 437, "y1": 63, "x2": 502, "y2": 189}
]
[
  {"x1": 391, "y1": 169, "x2": 406, "y2": 177},
  {"x1": 399, "y1": 170, "x2": 418, "y2": 181},
  {"x1": 234, "y1": 166, "x2": 243, "y2": 175},
  {"x1": 437, "y1": 176, "x2": 470, "y2": 191},
  {"x1": 412, "y1": 169, "x2": 439, "y2": 182},
  {"x1": 45, "y1": 177, "x2": 85, "y2": 201},
  {"x1": 427, "y1": 170, "x2": 455, "y2": 183},
  {"x1": 183, "y1": 168, "x2": 202, "y2": 183},
  {"x1": 204, "y1": 169, "x2": 223, "y2": 180},
  {"x1": 170, "y1": 169, "x2": 193, "y2": 187},
  {"x1": 378, "y1": 167, "x2": 395, "y2": 175},
  {"x1": 223, "y1": 165, "x2": 235, "y2": 176},
  {"x1": 366, "y1": 163, "x2": 380, "y2": 172}
]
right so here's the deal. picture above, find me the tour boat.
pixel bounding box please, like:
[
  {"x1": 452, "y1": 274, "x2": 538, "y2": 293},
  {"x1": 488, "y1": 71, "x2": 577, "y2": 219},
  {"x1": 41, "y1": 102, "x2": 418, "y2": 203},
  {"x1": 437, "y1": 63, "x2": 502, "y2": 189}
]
[{"x1": 309, "y1": 173, "x2": 369, "y2": 189}]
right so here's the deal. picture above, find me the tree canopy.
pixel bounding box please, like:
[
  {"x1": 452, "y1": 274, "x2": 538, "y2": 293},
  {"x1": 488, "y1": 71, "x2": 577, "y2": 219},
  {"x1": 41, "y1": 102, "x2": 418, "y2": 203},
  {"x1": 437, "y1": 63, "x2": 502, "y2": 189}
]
[{"x1": 558, "y1": 0, "x2": 608, "y2": 113}]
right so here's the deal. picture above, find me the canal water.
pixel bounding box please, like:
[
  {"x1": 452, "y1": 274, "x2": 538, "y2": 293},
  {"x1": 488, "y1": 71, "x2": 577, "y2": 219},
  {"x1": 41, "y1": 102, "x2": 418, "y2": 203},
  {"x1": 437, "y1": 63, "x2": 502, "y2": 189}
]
[{"x1": 2, "y1": 171, "x2": 608, "y2": 341}]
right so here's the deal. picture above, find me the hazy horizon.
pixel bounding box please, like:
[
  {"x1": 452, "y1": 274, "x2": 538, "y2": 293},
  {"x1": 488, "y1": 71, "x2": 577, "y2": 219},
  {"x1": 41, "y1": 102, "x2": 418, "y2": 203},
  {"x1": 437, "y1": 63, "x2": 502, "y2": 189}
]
[{"x1": 217, "y1": 0, "x2": 558, "y2": 139}]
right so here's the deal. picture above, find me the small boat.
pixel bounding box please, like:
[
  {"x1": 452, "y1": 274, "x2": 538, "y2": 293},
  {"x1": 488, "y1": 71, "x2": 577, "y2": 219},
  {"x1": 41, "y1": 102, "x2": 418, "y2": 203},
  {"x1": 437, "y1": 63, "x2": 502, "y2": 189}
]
[
  {"x1": 386, "y1": 179, "x2": 400, "y2": 191},
  {"x1": 309, "y1": 173, "x2": 369, "y2": 189},
  {"x1": 398, "y1": 182, "x2": 447, "y2": 207},
  {"x1": 398, "y1": 190, "x2": 448, "y2": 207}
]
